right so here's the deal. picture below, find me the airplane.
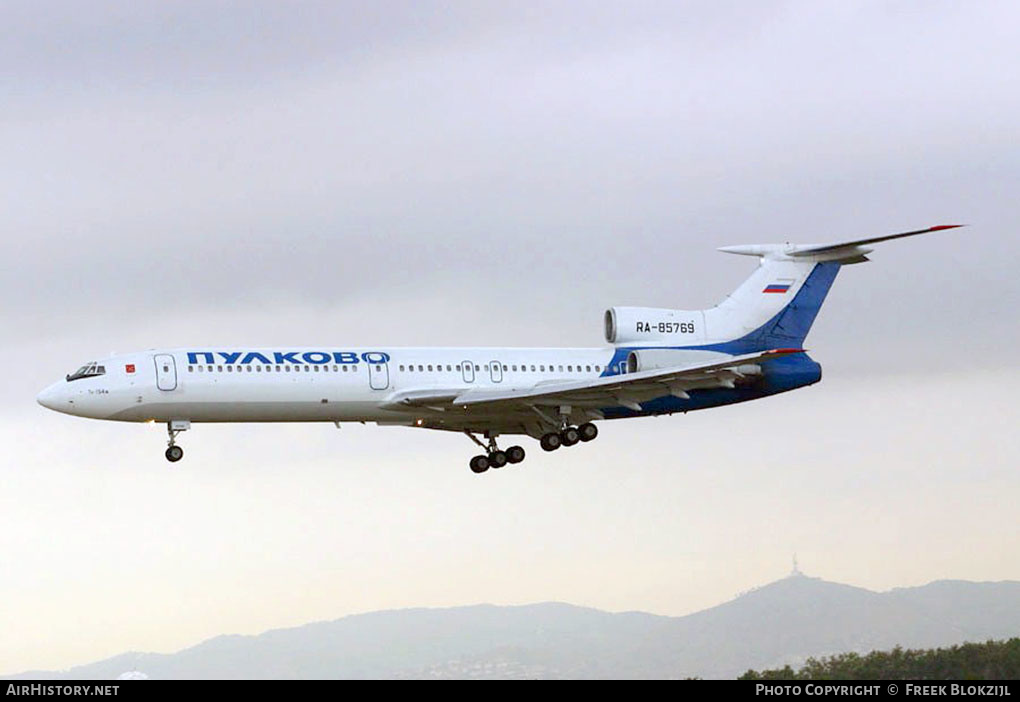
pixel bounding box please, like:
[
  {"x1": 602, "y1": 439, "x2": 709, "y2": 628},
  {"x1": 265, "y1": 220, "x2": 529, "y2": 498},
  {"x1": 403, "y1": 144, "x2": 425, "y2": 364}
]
[{"x1": 36, "y1": 224, "x2": 960, "y2": 473}]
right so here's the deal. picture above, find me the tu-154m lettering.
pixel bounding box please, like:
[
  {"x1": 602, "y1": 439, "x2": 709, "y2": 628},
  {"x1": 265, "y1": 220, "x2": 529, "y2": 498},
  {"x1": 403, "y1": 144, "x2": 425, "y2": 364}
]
[{"x1": 37, "y1": 225, "x2": 961, "y2": 473}]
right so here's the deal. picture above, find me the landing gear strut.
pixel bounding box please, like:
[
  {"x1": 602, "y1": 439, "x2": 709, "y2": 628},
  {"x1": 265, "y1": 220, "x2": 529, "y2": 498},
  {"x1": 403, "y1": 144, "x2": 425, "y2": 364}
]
[
  {"x1": 465, "y1": 431, "x2": 526, "y2": 474},
  {"x1": 165, "y1": 420, "x2": 190, "y2": 463}
]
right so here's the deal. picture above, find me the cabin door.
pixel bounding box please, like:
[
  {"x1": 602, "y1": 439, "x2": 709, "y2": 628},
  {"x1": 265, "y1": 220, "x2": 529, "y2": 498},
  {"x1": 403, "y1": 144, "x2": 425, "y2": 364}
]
[
  {"x1": 154, "y1": 354, "x2": 178, "y2": 391},
  {"x1": 368, "y1": 360, "x2": 389, "y2": 390}
]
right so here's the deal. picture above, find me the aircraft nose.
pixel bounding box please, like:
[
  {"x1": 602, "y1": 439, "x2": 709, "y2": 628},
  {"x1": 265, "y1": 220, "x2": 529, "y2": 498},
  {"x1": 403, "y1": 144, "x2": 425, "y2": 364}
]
[{"x1": 36, "y1": 382, "x2": 66, "y2": 411}]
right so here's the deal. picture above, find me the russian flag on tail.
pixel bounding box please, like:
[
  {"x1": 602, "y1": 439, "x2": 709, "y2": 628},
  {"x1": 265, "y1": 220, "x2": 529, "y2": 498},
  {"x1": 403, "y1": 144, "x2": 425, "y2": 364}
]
[{"x1": 763, "y1": 282, "x2": 792, "y2": 294}]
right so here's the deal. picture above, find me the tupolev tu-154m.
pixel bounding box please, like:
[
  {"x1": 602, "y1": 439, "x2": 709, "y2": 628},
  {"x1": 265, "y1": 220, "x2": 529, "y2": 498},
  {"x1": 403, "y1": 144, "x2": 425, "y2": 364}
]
[{"x1": 37, "y1": 225, "x2": 961, "y2": 473}]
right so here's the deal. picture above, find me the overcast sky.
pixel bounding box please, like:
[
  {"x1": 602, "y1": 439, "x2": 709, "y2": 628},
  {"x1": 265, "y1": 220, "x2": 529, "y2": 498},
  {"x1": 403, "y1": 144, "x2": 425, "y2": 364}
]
[{"x1": 2, "y1": 1, "x2": 1018, "y2": 675}]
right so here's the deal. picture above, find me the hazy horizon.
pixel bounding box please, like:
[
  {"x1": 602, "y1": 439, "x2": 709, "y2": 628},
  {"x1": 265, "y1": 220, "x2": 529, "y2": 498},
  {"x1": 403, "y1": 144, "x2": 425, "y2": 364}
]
[
  {"x1": 9, "y1": 573, "x2": 1019, "y2": 679},
  {"x1": 2, "y1": 1, "x2": 1018, "y2": 675}
]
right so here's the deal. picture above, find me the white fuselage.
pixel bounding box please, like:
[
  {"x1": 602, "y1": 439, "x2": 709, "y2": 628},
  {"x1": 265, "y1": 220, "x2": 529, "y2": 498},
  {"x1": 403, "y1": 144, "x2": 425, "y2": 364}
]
[{"x1": 37, "y1": 346, "x2": 628, "y2": 429}]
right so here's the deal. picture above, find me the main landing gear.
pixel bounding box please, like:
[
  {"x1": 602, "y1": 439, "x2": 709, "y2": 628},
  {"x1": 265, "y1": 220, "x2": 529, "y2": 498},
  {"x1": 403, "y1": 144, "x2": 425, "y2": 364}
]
[
  {"x1": 165, "y1": 420, "x2": 191, "y2": 463},
  {"x1": 540, "y1": 421, "x2": 598, "y2": 452},
  {"x1": 465, "y1": 432, "x2": 526, "y2": 474},
  {"x1": 464, "y1": 421, "x2": 600, "y2": 473}
]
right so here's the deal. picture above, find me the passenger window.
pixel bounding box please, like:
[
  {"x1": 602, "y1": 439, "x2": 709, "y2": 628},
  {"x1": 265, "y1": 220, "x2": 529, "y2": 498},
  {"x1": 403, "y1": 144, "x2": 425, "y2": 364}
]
[
  {"x1": 314, "y1": 366, "x2": 319, "y2": 372},
  {"x1": 586, "y1": 365, "x2": 591, "y2": 372},
  {"x1": 540, "y1": 365, "x2": 545, "y2": 372},
  {"x1": 456, "y1": 364, "x2": 461, "y2": 371},
  {"x1": 567, "y1": 365, "x2": 573, "y2": 372},
  {"x1": 595, "y1": 365, "x2": 601, "y2": 372},
  {"x1": 188, "y1": 365, "x2": 193, "y2": 372},
  {"x1": 502, "y1": 365, "x2": 508, "y2": 371},
  {"x1": 428, "y1": 365, "x2": 433, "y2": 371},
  {"x1": 418, "y1": 365, "x2": 424, "y2": 372},
  {"x1": 257, "y1": 366, "x2": 262, "y2": 372},
  {"x1": 198, "y1": 366, "x2": 204, "y2": 373},
  {"x1": 446, "y1": 365, "x2": 452, "y2": 371},
  {"x1": 531, "y1": 365, "x2": 536, "y2": 371},
  {"x1": 342, "y1": 366, "x2": 347, "y2": 372},
  {"x1": 474, "y1": 365, "x2": 480, "y2": 371}
]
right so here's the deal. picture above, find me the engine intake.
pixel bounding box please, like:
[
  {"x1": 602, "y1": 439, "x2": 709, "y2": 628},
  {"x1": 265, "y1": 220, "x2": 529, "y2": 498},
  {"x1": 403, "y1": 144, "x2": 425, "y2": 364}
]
[{"x1": 604, "y1": 307, "x2": 705, "y2": 345}]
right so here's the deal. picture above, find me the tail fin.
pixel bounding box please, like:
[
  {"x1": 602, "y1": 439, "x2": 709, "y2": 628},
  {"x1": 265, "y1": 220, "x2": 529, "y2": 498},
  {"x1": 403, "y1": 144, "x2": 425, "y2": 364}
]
[{"x1": 703, "y1": 224, "x2": 962, "y2": 352}]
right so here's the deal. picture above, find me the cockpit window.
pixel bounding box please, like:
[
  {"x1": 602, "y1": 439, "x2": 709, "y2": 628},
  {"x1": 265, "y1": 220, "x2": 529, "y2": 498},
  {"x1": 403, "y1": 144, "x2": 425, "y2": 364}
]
[{"x1": 66, "y1": 362, "x2": 105, "y2": 382}]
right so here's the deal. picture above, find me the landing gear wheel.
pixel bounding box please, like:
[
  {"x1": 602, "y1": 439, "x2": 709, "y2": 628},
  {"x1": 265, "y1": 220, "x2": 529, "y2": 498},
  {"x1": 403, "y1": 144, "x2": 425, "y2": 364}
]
[
  {"x1": 469, "y1": 455, "x2": 490, "y2": 474},
  {"x1": 540, "y1": 432, "x2": 562, "y2": 452},
  {"x1": 165, "y1": 445, "x2": 184, "y2": 463},
  {"x1": 560, "y1": 427, "x2": 581, "y2": 446},
  {"x1": 578, "y1": 422, "x2": 598, "y2": 442},
  {"x1": 506, "y1": 445, "x2": 526, "y2": 464},
  {"x1": 489, "y1": 450, "x2": 508, "y2": 469}
]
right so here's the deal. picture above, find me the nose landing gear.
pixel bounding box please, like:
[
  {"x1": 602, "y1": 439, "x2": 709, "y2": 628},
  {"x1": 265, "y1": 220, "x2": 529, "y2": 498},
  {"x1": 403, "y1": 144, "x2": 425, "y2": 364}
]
[{"x1": 165, "y1": 420, "x2": 191, "y2": 463}]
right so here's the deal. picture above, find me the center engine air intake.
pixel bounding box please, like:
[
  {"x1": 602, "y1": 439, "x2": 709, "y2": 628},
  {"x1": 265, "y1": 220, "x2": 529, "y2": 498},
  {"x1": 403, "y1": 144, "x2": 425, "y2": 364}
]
[{"x1": 604, "y1": 307, "x2": 705, "y2": 345}]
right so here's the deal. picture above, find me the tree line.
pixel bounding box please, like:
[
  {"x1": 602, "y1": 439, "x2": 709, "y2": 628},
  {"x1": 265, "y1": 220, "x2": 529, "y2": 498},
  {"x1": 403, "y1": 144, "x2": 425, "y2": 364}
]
[{"x1": 739, "y1": 638, "x2": 1020, "y2": 680}]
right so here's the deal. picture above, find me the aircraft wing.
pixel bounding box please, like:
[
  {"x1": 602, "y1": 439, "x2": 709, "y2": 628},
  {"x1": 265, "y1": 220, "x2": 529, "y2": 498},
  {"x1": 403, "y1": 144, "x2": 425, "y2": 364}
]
[
  {"x1": 449, "y1": 348, "x2": 802, "y2": 411},
  {"x1": 378, "y1": 348, "x2": 803, "y2": 435}
]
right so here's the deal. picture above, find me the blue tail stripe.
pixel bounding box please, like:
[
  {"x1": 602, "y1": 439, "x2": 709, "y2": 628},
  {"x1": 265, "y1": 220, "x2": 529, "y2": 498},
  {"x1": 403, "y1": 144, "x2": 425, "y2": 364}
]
[{"x1": 599, "y1": 262, "x2": 842, "y2": 375}]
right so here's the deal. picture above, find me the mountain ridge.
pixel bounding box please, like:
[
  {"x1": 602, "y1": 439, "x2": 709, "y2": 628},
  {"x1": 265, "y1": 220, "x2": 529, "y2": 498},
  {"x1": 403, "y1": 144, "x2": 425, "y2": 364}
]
[{"x1": 8, "y1": 576, "x2": 1019, "y2": 679}]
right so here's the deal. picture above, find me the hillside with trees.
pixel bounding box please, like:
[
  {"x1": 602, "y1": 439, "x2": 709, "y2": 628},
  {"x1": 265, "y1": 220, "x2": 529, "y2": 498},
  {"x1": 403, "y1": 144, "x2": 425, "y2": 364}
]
[{"x1": 739, "y1": 639, "x2": 1020, "y2": 680}]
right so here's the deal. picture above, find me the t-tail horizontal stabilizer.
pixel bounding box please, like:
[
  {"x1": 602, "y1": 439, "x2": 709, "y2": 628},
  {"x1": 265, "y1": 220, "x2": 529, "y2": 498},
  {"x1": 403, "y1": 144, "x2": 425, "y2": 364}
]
[{"x1": 718, "y1": 224, "x2": 964, "y2": 264}]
